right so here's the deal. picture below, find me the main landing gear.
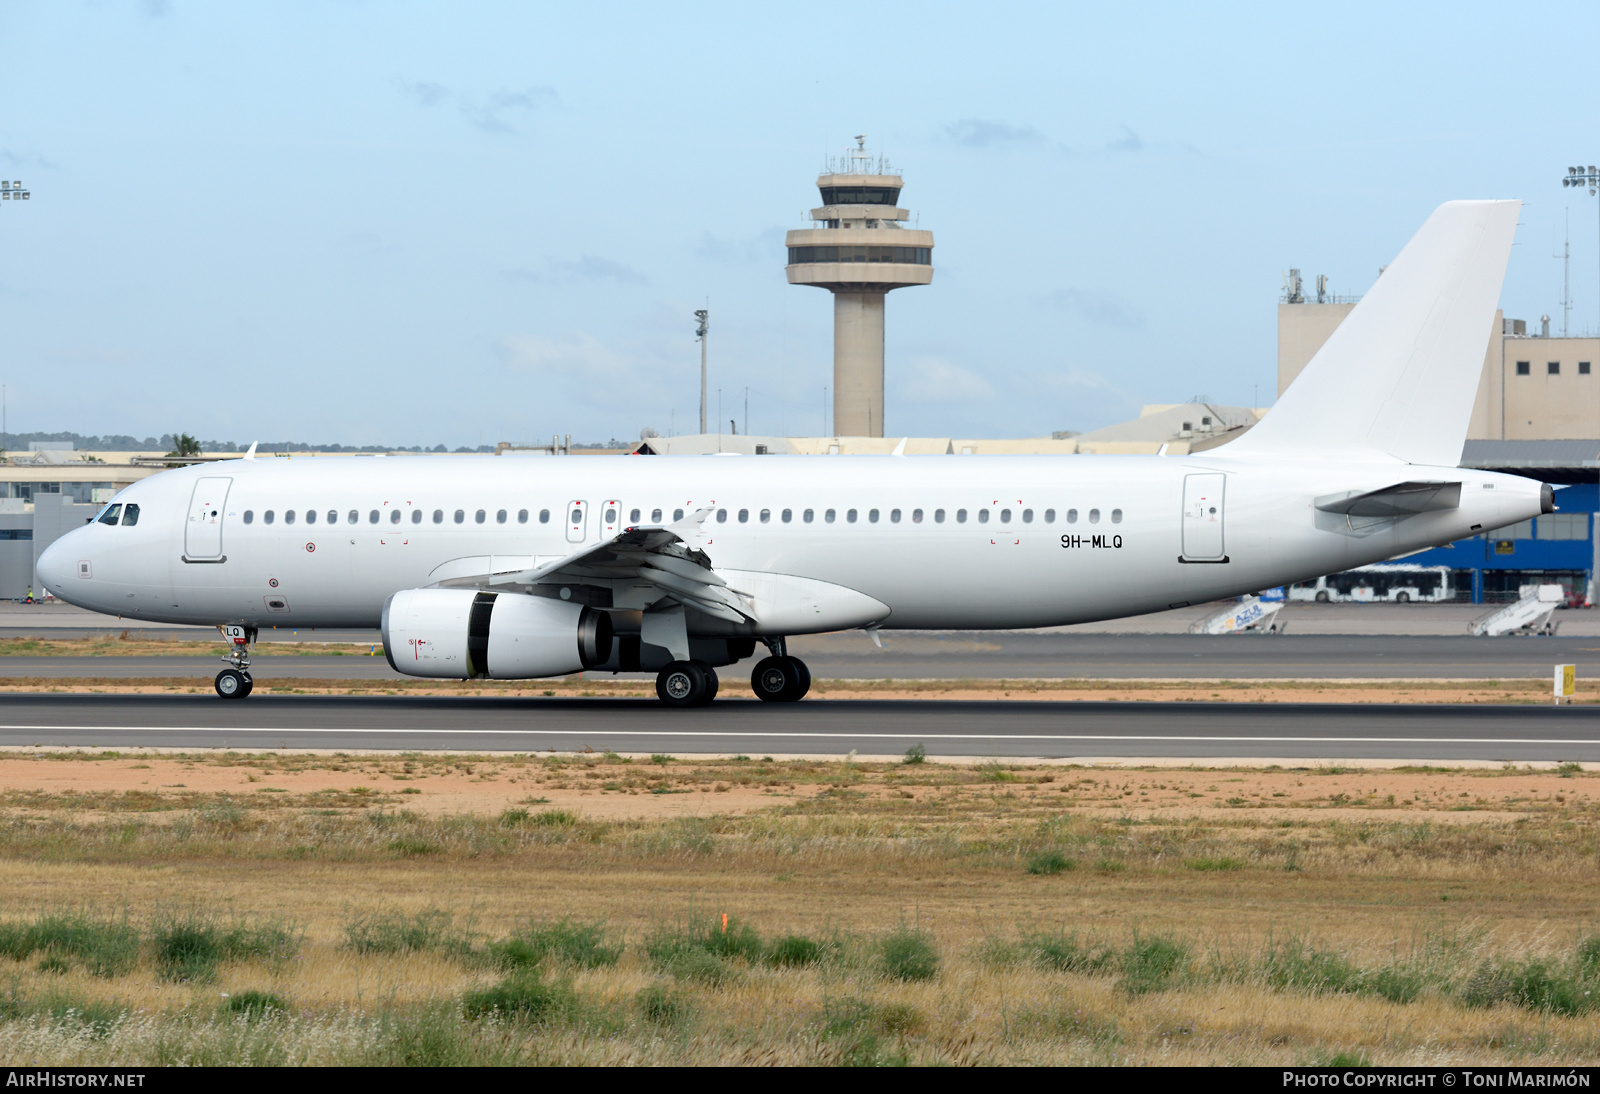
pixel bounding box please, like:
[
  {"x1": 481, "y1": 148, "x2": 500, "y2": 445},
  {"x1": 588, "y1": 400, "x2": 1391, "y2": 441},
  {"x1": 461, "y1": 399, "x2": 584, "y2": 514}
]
[
  {"x1": 750, "y1": 655, "x2": 810, "y2": 703},
  {"x1": 214, "y1": 624, "x2": 256, "y2": 700},
  {"x1": 651, "y1": 639, "x2": 812, "y2": 707}
]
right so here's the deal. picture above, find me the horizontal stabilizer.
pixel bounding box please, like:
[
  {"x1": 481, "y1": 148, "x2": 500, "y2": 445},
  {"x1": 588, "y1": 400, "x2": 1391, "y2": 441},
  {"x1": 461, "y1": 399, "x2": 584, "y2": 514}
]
[{"x1": 1315, "y1": 480, "x2": 1461, "y2": 517}]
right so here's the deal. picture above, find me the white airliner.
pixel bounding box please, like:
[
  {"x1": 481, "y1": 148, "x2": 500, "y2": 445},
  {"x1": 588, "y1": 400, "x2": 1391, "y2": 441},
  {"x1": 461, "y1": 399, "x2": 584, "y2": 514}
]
[{"x1": 37, "y1": 200, "x2": 1546, "y2": 706}]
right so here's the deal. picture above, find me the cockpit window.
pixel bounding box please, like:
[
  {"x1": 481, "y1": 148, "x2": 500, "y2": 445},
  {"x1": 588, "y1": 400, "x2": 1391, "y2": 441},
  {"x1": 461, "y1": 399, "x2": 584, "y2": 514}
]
[
  {"x1": 122, "y1": 504, "x2": 140, "y2": 527},
  {"x1": 97, "y1": 504, "x2": 122, "y2": 526}
]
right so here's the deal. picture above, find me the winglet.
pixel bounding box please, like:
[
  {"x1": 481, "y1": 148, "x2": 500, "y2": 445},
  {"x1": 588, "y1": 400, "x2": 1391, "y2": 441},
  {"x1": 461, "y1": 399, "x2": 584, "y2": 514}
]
[
  {"x1": 891, "y1": 437, "x2": 908, "y2": 456},
  {"x1": 243, "y1": 442, "x2": 258, "y2": 461},
  {"x1": 665, "y1": 506, "x2": 715, "y2": 539}
]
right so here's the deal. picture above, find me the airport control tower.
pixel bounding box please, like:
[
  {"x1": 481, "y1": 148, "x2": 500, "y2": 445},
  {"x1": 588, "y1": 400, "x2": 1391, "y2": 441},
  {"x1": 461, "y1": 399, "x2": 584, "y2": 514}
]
[{"x1": 786, "y1": 138, "x2": 934, "y2": 437}]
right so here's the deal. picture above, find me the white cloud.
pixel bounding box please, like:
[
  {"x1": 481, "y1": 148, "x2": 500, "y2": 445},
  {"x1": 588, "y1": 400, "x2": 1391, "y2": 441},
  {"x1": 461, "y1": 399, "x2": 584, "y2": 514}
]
[
  {"x1": 497, "y1": 332, "x2": 638, "y2": 381},
  {"x1": 896, "y1": 356, "x2": 995, "y2": 404}
]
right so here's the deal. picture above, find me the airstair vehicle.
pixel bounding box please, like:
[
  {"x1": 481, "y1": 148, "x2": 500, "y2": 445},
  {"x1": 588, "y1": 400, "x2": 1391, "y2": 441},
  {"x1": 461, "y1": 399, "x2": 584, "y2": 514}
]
[
  {"x1": 1467, "y1": 585, "x2": 1565, "y2": 636},
  {"x1": 1190, "y1": 595, "x2": 1286, "y2": 635}
]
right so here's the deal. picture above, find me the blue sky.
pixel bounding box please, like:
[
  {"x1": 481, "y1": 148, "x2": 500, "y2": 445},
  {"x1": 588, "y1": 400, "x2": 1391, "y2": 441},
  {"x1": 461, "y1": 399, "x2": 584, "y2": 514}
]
[{"x1": 1, "y1": 0, "x2": 1596, "y2": 447}]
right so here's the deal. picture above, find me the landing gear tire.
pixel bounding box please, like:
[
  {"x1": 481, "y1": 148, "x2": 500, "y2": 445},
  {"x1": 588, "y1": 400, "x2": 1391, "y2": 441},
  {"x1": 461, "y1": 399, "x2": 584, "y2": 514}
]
[
  {"x1": 215, "y1": 668, "x2": 249, "y2": 699},
  {"x1": 751, "y1": 655, "x2": 811, "y2": 702},
  {"x1": 656, "y1": 660, "x2": 713, "y2": 707},
  {"x1": 239, "y1": 672, "x2": 254, "y2": 698}
]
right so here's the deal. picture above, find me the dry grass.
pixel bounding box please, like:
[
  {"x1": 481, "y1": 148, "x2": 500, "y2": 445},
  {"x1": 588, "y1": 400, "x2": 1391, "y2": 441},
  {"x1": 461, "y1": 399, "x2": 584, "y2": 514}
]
[
  {"x1": 0, "y1": 752, "x2": 1596, "y2": 1064},
  {"x1": 0, "y1": 636, "x2": 374, "y2": 658}
]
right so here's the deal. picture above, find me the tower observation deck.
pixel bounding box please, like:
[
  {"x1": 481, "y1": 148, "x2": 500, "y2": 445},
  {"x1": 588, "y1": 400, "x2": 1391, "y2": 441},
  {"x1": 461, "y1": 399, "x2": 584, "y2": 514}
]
[{"x1": 785, "y1": 137, "x2": 934, "y2": 437}]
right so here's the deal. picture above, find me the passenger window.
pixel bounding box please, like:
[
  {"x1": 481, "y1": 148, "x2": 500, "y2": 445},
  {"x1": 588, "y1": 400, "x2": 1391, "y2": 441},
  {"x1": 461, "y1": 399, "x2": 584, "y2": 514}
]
[
  {"x1": 1022, "y1": 509, "x2": 1033, "y2": 523},
  {"x1": 475, "y1": 509, "x2": 486, "y2": 523},
  {"x1": 496, "y1": 509, "x2": 507, "y2": 524},
  {"x1": 97, "y1": 504, "x2": 122, "y2": 526},
  {"x1": 847, "y1": 509, "x2": 858, "y2": 523},
  {"x1": 369, "y1": 510, "x2": 380, "y2": 524},
  {"x1": 540, "y1": 509, "x2": 551, "y2": 523},
  {"x1": 123, "y1": 504, "x2": 139, "y2": 527},
  {"x1": 264, "y1": 510, "x2": 275, "y2": 524},
  {"x1": 868, "y1": 509, "x2": 880, "y2": 523},
  {"x1": 327, "y1": 510, "x2": 337, "y2": 525},
  {"x1": 978, "y1": 509, "x2": 989, "y2": 524},
  {"x1": 803, "y1": 509, "x2": 813, "y2": 523},
  {"x1": 956, "y1": 509, "x2": 967, "y2": 523},
  {"x1": 673, "y1": 509, "x2": 684, "y2": 521},
  {"x1": 651, "y1": 508, "x2": 662, "y2": 523},
  {"x1": 1044, "y1": 509, "x2": 1056, "y2": 523},
  {"x1": 1000, "y1": 509, "x2": 1011, "y2": 523},
  {"x1": 285, "y1": 510, "x2": 297, "y2": 525},
  {"x1": 518, "y1": 510, "x2": 529, "y2": 523},
  {"x1": 1066, "y1": 509, "x2": 1078, "y2": 524},
  {"x1": 348, "y1": 510, "x2": 358, "y2": 524},
  {"x1": 1089, "y1": 509, "x2": 1101, "y2": 524},
  {"x1": 912, "y1": 509, "x2": 922, "y2": 523},
  {"x1": 825, "y1": 509, "x2": 836, "y2": 523},
  {"x1": 605, "y1": 507, "x2": 617, "y2": 523},
  {"x1": 433, "y1": 510, "x2": 444, "y2": 524},
  {"x1": 391, "y1": 509, "x2": 402, "y2": 524},
  {"x1": 1111, "y1": 509, "x2": 1123, "y2": 524},
  {"x1": 934, "y1": 509, "x2": 945, "y2": 523},
  {"x1": 890, "y1": 509, "x2": 901, "y2": 523},
  {"x1": 412, "y1": 509, "x2": 422, "y2": 524},
  {"x1": 738, "y1": 509, "x2": 749, "y2": 523},
  {"x1": 760, "y1": 509, "x2": 770, "y2": 523},
  {"x1": 243, "y1": 509, "x2": 254, "y2": 525},
  {"x1": 454, "y1": 510, "x2": 465, "y2": 524},
  {"x1": 717, "y1": 509, "x2": 728, "y2": 523},
  {"x1": 781, "y1": 509, "x2": 791, "y2": 523},
  {"x1": 630, "y1": 508, "x2": 640, "y2": 523},
  {"x1": 306, "y1": 510, "x2": 317, "y2": 524}
]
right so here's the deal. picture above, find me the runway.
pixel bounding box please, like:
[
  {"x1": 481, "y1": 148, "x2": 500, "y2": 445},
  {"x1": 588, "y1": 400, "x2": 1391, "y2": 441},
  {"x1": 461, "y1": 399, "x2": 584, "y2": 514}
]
[
  {"x1": 2, "y1": 694, "x2": 1597, "y2": 762},
  {"x1": 4, "y1": 633, "x2": 1597, "y2": 682}
]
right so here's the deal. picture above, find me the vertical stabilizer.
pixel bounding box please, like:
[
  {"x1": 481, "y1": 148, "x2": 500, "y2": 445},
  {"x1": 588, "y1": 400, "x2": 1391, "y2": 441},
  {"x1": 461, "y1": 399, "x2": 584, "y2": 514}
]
[{"x1": 1231, "y1": 200, "x2": 1520, "y2": 466}]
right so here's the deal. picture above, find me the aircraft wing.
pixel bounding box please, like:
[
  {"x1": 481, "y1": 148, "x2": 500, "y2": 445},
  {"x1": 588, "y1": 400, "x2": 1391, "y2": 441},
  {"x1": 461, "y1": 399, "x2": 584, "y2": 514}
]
[{"x1": 433, "y1": 509, "x2": 754, "y2": 623}]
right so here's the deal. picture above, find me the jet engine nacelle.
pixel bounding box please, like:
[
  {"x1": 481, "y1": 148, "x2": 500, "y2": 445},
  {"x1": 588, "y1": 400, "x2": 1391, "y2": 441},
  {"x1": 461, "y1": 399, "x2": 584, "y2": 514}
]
[{"x1": 381, "y1": 588, "x2": 612, "y2": 679}]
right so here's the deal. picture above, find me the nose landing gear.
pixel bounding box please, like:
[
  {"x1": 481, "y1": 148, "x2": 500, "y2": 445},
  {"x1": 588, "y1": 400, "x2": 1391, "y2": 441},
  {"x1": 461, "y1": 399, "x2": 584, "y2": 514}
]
[{"x1": 214, "y1": 624, "x2": 256, "y2": 700}]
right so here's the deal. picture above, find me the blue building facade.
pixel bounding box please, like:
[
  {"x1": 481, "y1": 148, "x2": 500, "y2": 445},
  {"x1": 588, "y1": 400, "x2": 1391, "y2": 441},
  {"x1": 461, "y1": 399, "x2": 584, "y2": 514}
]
[{"x1": 1401, "y1": 481, "x2": 1596, "y2": 603}]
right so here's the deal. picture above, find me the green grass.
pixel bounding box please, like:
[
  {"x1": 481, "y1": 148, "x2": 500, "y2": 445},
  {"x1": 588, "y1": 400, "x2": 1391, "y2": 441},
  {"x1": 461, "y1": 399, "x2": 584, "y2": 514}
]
[
  {"x1": 879, "y1": 927, "x2": 939, "y2": 982},
  {"x1": 461, "y1": 970, "x2": 577, "y2": 1023},
  {"x1": 341, "y1": 909, "x2": 472, "y2": 958},
  {"x1": 488, "y1": 919, "x2": 622, "y2": 971},
  {"x1": 1026, "y1": 850, "x2": 1076, "y2": 875},
  {"x1": 0, "y1": 911, "x2": 141, "y2": 978},
  {"x1": 152, "y1": 914, "x2": 298, "y2": 984},
  {"x1": 902, "y1": 743, "x2": 926, "y2": 765},
  {"x1": 223, "y1": 990, "x2": 289, "y2": 1020}
]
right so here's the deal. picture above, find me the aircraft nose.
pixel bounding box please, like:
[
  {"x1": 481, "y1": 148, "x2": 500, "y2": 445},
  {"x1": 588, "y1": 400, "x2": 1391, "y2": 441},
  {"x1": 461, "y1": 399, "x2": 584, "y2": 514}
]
[{"x1": 35, "y1": 530, "x2": 78, "y2": 597}]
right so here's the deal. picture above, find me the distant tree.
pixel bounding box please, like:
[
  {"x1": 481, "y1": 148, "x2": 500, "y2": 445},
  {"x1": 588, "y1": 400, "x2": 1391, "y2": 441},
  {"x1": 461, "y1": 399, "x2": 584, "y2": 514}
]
[{"x1": 165, "y1": 433, "x2": 202, "y2": 458}]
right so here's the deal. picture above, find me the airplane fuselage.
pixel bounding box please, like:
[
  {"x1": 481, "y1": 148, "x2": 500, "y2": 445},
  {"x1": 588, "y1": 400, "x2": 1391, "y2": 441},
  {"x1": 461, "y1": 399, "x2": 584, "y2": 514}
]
[{"x1": 38, "y1": 452, "x2": 1546, "y2": 633}]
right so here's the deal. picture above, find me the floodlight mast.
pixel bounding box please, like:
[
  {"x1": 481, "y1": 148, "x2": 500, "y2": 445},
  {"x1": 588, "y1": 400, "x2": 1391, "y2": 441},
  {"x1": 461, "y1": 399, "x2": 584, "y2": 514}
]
[
  {"x1": 0, "y1": 181, "x2": 29, "y2": 461},
  {"x1": 694, "y1": 309, "x2": 709, "y2": 435},
  {"x1": 1562, "y1": 166, "x2": 1600, "y2": 336}
]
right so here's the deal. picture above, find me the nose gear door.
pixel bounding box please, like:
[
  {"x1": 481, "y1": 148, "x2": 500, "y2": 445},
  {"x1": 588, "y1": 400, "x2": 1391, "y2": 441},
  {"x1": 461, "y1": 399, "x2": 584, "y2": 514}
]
[{"x1": 184, "y1": 477, "x2": 232, "y2": 560}]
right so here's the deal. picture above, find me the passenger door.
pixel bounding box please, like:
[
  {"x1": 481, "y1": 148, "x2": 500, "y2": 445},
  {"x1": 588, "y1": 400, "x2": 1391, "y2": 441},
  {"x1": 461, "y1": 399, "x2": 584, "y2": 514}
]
[
  {"x1": 565, "y1": 500, "x2": 588, "y2": 543},
  {"x1": 1180, "y1": 473, "x2": 1226, "y2": 562},
  {"x1": 184, "y1": 477, "x2": 232, "y2": 560}
]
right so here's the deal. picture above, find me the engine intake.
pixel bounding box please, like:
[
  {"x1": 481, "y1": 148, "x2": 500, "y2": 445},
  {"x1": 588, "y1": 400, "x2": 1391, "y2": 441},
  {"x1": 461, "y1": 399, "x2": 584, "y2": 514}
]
[{"x1": 382, "y1": 588, "x2": 612, "y2": 679}]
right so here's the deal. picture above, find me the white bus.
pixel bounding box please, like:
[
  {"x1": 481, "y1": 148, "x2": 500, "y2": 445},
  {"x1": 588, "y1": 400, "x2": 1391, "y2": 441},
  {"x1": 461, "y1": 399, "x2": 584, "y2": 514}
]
[{"x1": 1290, "y1": 564, "x2": 1453, "y2": 604}]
